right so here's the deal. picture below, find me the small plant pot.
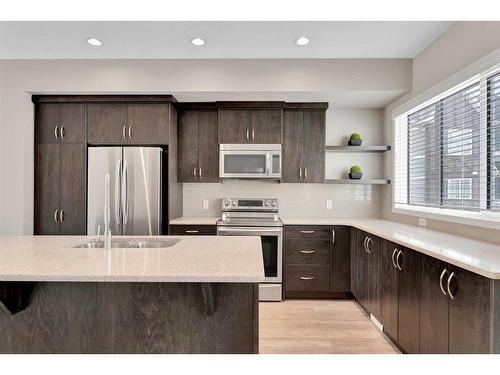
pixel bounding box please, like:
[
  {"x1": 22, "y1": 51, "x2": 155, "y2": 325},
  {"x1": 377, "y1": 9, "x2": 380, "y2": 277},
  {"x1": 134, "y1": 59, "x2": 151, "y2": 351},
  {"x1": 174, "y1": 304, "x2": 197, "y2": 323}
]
[
  {"x1": 349, "y1": 172, "x2": 363, "y2": 180},
  {"x1": 348, "y1": 139, "x2": 362, "y2": 146}
]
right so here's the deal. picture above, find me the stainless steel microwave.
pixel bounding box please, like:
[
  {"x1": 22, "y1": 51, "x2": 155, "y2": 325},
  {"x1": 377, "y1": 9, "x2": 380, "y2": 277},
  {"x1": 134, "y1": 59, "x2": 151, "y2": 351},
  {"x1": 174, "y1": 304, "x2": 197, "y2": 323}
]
[{"x1": 219, "y1": 144, "x2": 281, "y2": 179}]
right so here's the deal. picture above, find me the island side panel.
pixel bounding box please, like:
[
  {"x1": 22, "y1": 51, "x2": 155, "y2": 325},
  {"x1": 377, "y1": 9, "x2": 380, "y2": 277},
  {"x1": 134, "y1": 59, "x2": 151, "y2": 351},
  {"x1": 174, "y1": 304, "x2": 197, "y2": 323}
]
[{"x1": 0, "y1": 281, "x2": 258, "y2": 354}]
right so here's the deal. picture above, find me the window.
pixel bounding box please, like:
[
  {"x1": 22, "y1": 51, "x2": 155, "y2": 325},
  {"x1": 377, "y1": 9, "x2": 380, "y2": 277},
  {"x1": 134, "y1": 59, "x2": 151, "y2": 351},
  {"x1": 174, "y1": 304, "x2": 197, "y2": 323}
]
[{"x1": 394, "y1": 67, "x2": 500, "y2": 226}]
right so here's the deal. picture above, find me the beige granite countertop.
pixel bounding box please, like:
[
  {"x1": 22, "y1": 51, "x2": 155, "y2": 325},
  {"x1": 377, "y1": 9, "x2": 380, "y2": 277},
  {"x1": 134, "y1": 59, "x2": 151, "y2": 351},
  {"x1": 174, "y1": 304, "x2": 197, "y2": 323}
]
[
  {"x1": 0, "y1": 235, "x2": 264, "y2": 283},
  {"x1": 169, "y1": 217, "x2": 219, "y2": 225},
  {"x1": 282, "y1": 217, "x2": 500, "y2": 279}
]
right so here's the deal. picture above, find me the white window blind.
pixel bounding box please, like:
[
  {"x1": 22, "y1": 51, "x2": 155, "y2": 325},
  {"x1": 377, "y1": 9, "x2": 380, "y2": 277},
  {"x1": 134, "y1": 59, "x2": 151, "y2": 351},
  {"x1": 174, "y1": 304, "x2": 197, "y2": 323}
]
[{"x1": 394, "y1": 67, "x2": 500, "y2": 220}]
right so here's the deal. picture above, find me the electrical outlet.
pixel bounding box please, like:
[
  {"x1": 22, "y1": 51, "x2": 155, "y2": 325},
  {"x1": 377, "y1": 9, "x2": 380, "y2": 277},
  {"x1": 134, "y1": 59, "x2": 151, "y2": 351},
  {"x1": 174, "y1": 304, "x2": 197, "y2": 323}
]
[
  {"x1": 418, "y1": 218, "x2": 427, "y2": 227},
  {"x1": 202, "y1": 200, "x2": 209, "y2": 210},
  {"x1": 326, "y1": 200, "x2": 333, "y2": 210}
]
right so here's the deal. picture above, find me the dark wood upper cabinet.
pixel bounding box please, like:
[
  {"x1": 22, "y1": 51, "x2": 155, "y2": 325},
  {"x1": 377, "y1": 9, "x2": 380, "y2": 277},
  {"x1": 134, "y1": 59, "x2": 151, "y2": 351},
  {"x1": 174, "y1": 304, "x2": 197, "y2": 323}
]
[
  {"x1": 330, "y1": 226, "x2": 351, "y2": 293},
  {"x1": 178, "y1": 109, "x2": 219, "y2": 183},
  {"x1": 381, "y1": 239, "x2": 399, "y2": 341},
  {"x1": 219, "y1": 109, "x2": 251, "y2": 143},
  {"x1": 282, "y1": 109, "x2": 325, "y2": 183},
  {"x1": 302, "y1": 111, "x2": 325, "y2": 183},
  {"x1": 250, "y1": 110, "x2": 282, "y2": 144},
  {"x1": 88, "y1": 103, "x2": 170, "y2": 145},
  {"x1": 34, "y1": 143, "x2": 60, "y2": 235},
  {"x1": 219, "y1": 109, "x2": 282, "y2": 144},
  {"x1": 448, "y1": 265, "x2": 491, "y2": 354},
  {"x1": 59, "y1": 143, "x2": 87, "y2": 235},
  {"x1": 35, "y1": 103, "x2": 85, "y2": 143},
  {"x1": 397, "y1": 247, "x2": 420, "y2": 354},
  {"x1": 419, "y1": 255, "x2": 449, "y2": 354},
  {"x1": 127, "y1": 104, "x2": 169, "y2": 144},
  {"x1": 282, "y1": 110, "x2": 303, "y2": 183},
  {"x1": 87, "y1": 104, "x2": 128, "y2": 144}
]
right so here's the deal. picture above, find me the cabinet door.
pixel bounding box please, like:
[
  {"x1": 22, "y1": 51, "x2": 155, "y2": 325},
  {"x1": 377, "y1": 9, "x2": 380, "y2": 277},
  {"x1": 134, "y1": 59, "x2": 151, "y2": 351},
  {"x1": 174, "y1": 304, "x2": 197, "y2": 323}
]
[
  {"x1": 366, "y1": 234, "x2": 381, "y2": 320},
  {"x1": 198, "y1": 110, "x2": 219, "y2": 182},
  {"x1": 448, "y1": 265, "x2": 491, "y2": 354},
  {"x1": 34, "y1": 143, "x2": 60, "y2": 234},
  {"x1": 356, "y1": 230, "x2": 370, "y2": 310},
  {"x1": 302, "y1": 110, "x2": 325, "y2": 183},
  {"x1": 88, "y1": 104, "x2": 128, "y2": 144},
  {"x1": 381, "y1": 240, "x2": 399, "y2": 341},
  {"x1": 219, "y1": 109, "x2": 251, "y2": 143},
  {"x1": 250, "y1": 110, "x2": 282, "y2": 144},
  {"x1": 127, "y1": 104, "x2": 169, "y2": 144},
  {"x1": 282, "y1": 110, "x2": 303, "y2": 183},
  {"x1": 177, "y1": 111, "x2": 199, "y2": 182},
  {"x1": 35, "y1": 103, "x2": 85, "y2": 143},
  {"x1": 397, "y1": 247, "x2": 420, "y2": 354},
  {"x1": 350, "y1": 227, "x2": 358, "y2": 298},
  {"x1": 419, "y1": 255, "x2": 449, "y2": 353},
  {"x1": 330, "y1": 226, "x2": 351, "y2": 293},
  {"x1": 59, "y1": 143, "x2": 86, "y2": 235}
]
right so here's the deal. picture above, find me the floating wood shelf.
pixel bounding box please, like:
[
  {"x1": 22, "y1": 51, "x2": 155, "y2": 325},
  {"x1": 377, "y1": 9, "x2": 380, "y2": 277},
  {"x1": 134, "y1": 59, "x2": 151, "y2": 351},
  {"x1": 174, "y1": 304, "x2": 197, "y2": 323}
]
[
  {"x1": 325, "y1": 179, "x2": 391, "y2": 185},
  {"x1": 325, "y1": 145, "x2": 391, "y2": 153}
]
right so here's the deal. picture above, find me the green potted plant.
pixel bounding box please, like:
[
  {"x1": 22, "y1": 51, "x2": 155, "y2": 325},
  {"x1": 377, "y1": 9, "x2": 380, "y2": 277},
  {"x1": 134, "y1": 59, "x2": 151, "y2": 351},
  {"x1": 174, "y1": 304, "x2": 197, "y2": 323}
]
[
  {"x1": 349, "y1": 165, "x2": 363, "y2": 180},
  {"x1": 348, "y1": 133, "x2": 362, "y2": 146}
]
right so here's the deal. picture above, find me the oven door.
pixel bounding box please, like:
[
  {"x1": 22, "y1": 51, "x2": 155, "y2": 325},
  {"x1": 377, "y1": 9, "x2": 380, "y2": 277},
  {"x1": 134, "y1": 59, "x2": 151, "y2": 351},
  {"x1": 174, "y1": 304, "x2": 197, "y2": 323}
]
[{"x1": 216, "y1": 226, "x2": 283, "y2": 283}]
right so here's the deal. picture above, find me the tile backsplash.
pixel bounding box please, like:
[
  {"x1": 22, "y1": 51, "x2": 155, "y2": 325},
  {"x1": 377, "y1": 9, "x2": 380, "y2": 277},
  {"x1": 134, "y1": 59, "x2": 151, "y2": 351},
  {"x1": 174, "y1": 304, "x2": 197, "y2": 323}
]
[{"x1": 182, "y1": 180, "x2": 381, "y2": 218}]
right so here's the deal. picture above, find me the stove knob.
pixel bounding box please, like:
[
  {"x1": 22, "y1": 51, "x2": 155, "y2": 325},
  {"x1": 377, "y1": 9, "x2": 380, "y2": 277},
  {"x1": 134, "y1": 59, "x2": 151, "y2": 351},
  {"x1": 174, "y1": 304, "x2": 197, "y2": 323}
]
[
  {"x1": 264, "y1": 200, "x2": 270, "y2": 207},
  {"x1": 224, "y1": 199, "x2": 231, "y2": 207},
  {"x1": 271, "y1": 200, "x2": 277, "y2": 207},
  {"x1": 232, "y1": 200, "x2": 237, "y2": 206}
]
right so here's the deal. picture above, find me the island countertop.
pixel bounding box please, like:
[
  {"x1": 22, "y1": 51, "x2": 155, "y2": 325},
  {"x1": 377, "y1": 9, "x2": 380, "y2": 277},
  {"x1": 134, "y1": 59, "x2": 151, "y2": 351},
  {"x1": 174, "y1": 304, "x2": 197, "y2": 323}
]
[{"x1": 0, "y1": 235, "x2": 265, "y2": 283}]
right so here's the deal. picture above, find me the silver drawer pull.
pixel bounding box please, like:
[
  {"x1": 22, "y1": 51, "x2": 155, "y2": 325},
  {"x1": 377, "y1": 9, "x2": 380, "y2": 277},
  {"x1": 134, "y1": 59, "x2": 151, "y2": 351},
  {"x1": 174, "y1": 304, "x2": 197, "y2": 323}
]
[
  {"x1": 300, "y1": 230, "x2": 315, "y2": 234},
  {"x1": 185, "y1": 230, "x2": 200, "y2": 234},
  {"x1": 300, "y1": 276, "x2": 315, "y2": 280},
  {"x1": 300, "y1": 250, "x2": 315, "y2": 254}
]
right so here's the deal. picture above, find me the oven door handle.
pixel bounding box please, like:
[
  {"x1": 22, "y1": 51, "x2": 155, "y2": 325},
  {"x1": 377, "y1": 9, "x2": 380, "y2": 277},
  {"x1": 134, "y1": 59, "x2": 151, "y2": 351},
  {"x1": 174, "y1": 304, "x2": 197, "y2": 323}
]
[{"x1": 217, "y1": 227, "x2": 282, "y2": 234}]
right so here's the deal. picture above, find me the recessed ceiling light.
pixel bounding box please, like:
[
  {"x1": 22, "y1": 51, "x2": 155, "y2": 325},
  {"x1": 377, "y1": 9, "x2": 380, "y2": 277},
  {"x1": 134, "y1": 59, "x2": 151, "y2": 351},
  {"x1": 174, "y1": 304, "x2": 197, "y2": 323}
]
[
  {"x1": 296, "y1": 36, "x2": 310, "y2": 46},
  {"x1": 86, "y1": 38, "x2": 102, "y2": 47},
  {"x1": 191, "y1": 37, "x2": 205, "y2": 46}
]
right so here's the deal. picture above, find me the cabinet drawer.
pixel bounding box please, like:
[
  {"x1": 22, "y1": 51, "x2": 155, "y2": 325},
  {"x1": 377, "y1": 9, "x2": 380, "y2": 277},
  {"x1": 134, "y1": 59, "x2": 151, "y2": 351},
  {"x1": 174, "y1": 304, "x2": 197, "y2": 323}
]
[
  {"x1": 169, "y1": 225, "x2": 216, "y2": 235},
  {"x1": 285, "y1": 265, "x2": 330, "y2": 292},
  {"x1": 285, "y1": 238, "x2": 330, "y2": 265},
  {"x1": 285, "y1": 225, "x2": 330, "y2": 239}
]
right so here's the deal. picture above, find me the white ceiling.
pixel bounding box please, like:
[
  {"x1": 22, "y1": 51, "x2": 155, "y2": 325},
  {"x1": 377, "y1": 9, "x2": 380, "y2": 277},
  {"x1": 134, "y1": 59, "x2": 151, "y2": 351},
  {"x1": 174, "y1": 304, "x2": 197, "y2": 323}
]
[{"x1": 0, "y1": 21, "x2": 453, "y2": 59}]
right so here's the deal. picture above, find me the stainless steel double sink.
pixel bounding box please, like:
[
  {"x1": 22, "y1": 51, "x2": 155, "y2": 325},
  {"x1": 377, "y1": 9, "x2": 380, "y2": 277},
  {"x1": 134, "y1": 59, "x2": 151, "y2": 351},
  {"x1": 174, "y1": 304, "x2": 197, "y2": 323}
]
[{"x1": 67, "y1": 238, "x2": 181, "y2": 249}]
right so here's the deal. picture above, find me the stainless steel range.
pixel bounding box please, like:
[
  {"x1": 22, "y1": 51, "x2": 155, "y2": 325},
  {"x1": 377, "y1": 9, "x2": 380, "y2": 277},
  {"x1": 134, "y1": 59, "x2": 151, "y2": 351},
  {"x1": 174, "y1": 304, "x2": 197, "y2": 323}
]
[{"x1": 217, "y1": 198, "x2": 283, "y2": 301}]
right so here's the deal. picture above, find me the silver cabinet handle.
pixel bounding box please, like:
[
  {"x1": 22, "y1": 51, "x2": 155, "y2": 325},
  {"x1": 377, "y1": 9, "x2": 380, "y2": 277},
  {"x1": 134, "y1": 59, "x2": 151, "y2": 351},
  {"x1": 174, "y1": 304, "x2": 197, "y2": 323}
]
[
  {"x1": 304, "y1": 167, "x2": 308, "y2": 179},
  {"x1": 396, "y1": 250, "x2": 402, "y2": 271},
  {"x1": 300, "y1": 276, "x2": 315, "y2": 280},
  {"x1": 122, "y1": 126, "x2": 126, "y2": 139},
  {"x1": 300, "y1": 230, "x2": 315, "y2": 234},
  {"x1": 251, "y1": 128, "x2": 255, "y2": 141},
  {"x1": 447, "y1": 272, "x2": 456, "y2": 300},
  {"x1": 59, "y1": 209, "x2": 65, "y2": 223},
  {"x1": 366, "y1": 237, "x2": 372, "y2": 254},
  {"x1": 128, "y1": 126, "x2": 132, "y2": 139},
  {"x1": 54, "y1": 209, "x2": 59, "y2": 223},
  {"x1": 439, "y1": 268, "x2": 448, "y2": 296},
  {"x1": 185, "y1": 230, "x2": 200, "y2": 234},
  {"x1": 391, "y1": 248, "x2": 398, "y2": 268},
  {"x1": 193, "y1": 167, "x2": 197, "y2": 179},
  {"x1": 300, "y1": 250, "x2": 315, "y2": 254},
  {"x1": 199, "y1": 167, "x2": 202, "y2": 179},
  {"x1": 60, "y1": 125, "x2": 65, "y2": 139},
  {"x1": 363, "y1": 237, "x2": 368, "y2": 252},
  {"x1": 299, "y1": 168, "x2": 302, "y2": 180},
  {"x1": 246, "y1": 128, "x2": 249, "y2": 142},
  {"x1": 332, "y1": 229, "x2": 335, "y2": 244},
  {"x1": 54, "y1": 126, "x2": 59, "y2": 139}
]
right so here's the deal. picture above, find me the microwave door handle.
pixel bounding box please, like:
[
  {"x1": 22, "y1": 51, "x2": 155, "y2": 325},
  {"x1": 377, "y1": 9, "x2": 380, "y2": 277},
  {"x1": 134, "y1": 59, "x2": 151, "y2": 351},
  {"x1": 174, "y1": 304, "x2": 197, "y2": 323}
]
[{"x1": 266, "y1": 153, "x2": 270, "y2": 175}]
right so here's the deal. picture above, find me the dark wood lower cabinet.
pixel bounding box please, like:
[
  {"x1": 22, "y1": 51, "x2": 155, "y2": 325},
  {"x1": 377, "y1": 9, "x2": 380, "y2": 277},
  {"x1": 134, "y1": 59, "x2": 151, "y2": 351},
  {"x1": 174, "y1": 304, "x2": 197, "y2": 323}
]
[
  {"x1": 330, "y1": 226, "x2": 351, "y2": 293},
  {"x1": 285, "y1": 265, "x2": 330, "y2": 292},
  {"x1": 397, "y1": 247, "x2": 420, "y2": 354},
  {"x1": 169, "y1": 225, "x2": 217, "y2": 235},
  {"x1": 381, "y1": 240, "x2": 399, "y2": 341}
]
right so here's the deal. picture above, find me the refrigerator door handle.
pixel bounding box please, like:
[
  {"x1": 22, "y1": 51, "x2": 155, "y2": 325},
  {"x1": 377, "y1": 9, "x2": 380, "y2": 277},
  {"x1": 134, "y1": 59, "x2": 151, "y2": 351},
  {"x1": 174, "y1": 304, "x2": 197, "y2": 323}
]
[
  {"x1": 122, "y1": 159, "x2": 129, "y2": 225},
  {"x1": 115, "y1": 159, "x2": 122, "y2": 225}
]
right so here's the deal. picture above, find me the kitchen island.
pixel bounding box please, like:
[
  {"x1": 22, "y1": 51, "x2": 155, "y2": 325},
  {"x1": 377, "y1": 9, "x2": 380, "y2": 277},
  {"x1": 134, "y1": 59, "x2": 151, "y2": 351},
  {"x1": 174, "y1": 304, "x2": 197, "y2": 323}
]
[{"x1": 0, "y1": 236, "x2": 264, "y2": 354}]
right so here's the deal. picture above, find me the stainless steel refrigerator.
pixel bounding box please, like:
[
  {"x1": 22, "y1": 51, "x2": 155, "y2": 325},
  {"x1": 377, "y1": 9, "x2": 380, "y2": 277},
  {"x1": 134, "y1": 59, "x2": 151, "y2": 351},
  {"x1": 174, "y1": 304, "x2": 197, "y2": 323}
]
[{"x1": 88, "y1": 147, "x2": 164, "y2": 236}]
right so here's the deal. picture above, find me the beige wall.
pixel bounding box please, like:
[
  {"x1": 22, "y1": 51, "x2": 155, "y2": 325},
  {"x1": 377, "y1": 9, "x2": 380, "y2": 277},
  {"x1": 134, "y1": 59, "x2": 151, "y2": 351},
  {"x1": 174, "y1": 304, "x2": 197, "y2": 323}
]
[
  {"x1": 382, "y1": 22, "x2": 500, "y2": 244},
  {"x1": 0, "y1": 58, "x2": 410, "y2": 234}
]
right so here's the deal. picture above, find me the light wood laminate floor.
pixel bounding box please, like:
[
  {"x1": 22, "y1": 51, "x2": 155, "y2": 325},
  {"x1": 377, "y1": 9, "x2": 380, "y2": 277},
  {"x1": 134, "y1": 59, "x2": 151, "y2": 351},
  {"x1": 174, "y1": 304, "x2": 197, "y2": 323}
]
[{"x1": 259, "y1": 300, "x2": 398, "y2": 354}]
